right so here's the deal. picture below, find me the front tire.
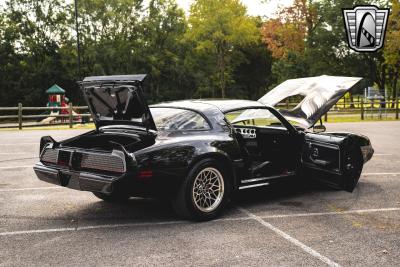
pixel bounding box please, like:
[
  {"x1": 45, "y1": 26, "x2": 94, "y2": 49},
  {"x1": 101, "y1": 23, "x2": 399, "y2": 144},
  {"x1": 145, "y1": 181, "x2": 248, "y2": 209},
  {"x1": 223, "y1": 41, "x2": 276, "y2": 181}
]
[{"x1": 172, "y1": 158, "x2": 231, "y2": 221}]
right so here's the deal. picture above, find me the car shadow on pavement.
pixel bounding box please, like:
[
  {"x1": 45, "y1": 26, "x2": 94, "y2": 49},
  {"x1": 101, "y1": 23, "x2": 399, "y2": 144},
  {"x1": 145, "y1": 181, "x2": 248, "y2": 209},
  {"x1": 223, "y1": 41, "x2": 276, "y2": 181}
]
[
  {"x1": 65, "y1": 197, "x2": 178, "y2": 222},
  {"x1": 60, "y1": 178, "x2": 350, "y2": 223}
]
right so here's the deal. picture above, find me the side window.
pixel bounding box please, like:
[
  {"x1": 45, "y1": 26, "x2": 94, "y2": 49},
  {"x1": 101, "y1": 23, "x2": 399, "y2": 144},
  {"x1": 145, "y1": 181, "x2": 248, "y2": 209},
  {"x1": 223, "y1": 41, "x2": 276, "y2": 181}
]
[
  {"x1": 150, "y1": 108, "x2": 211, "y2": 131},
  {"x1": 225, "y1": 109, "x2": 283, "y2": 127}
]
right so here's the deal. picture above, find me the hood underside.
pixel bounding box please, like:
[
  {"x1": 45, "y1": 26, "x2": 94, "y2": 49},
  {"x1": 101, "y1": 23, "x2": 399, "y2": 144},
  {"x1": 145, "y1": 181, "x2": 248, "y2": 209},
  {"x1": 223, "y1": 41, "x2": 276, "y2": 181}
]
[{"x1": 258, "y1": 75, "x2": 364, "y2": 128}]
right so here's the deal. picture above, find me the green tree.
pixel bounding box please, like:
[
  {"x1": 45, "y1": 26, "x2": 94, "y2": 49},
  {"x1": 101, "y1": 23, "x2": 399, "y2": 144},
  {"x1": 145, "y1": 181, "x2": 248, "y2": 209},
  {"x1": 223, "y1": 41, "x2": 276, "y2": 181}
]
[
  {"x1": 186, "y1": 0, "x2": 259, "y2": 98},
  {"x1": 384, "y1": 0, "x2": 400, "y2": 106},
  {"x1": 142, "y1": 0, "x2": 189, "y2": 102},
  {"x1": 263, "y1": 0, "x2": 391, "y2": 101},
  {"x1": 0, "y1": 0, "x2": 71, "y2": 106}
]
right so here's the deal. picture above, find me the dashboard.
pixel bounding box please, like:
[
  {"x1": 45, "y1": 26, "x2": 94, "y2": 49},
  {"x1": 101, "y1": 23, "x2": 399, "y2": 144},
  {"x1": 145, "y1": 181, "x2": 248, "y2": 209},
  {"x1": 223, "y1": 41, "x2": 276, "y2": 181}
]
[{"x1": 234, "y1": 127, "x2": 256, "y2": 139}]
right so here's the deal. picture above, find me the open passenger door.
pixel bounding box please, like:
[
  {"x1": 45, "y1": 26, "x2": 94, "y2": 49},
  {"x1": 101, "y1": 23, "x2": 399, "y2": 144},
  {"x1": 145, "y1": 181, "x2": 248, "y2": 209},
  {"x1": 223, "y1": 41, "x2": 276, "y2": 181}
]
[{"x1": 301, "y1": 132, "x2": 363, "y2": 192}]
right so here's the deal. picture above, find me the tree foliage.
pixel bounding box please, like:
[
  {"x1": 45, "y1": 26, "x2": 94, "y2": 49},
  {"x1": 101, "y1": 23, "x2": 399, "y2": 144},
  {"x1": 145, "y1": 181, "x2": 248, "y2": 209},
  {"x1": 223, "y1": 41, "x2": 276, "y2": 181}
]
[
  {"x1": 186, "y1": 0, "x2": 260, "y2": 98},
  {"x1": 383, "y1": 0, "x2": 400, "y2": 104},
  {"x1": 0, "y1": 0, "x2": 398, "y2": 107}
]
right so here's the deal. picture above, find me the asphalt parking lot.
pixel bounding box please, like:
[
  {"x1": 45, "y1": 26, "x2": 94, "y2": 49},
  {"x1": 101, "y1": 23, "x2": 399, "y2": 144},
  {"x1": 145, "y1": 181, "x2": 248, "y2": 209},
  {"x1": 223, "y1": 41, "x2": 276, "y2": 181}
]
[{"x1": 0, "y1": 121, "x2": 399, "y2": 266}]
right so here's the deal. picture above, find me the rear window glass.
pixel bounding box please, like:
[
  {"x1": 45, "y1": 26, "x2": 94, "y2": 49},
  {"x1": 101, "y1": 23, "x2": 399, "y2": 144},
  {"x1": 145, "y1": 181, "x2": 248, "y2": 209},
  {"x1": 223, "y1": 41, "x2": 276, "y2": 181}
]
[{"x1": 150, "y1": 108, "x2": 211, "y2": 131}]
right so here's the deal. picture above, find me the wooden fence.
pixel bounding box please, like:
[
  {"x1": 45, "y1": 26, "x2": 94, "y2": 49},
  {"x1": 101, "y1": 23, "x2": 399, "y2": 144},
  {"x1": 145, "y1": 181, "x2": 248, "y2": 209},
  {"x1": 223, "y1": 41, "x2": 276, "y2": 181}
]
[
  {"x1": 0, "y1": 99, "x2": 399, "y2": 129},
  {"x1": 0, "y1": 103, "x2": 91, "y2": 129}
]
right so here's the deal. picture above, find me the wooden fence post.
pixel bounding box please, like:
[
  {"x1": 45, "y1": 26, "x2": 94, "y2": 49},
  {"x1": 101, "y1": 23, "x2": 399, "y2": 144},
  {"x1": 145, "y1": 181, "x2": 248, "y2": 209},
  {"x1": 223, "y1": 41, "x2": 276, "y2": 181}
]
[
  {"x1": 361, "y1": 98, "x2": 364, "y2": 120},
  {"x1": 69, "y1": 103, "x2": 73, "y2": 128},
  {"x1": 286, "y1": 99, "x2": 289, "y2": 109},
  {"x1": 396, "y1": 96, "x2": 399, "y2": 120},
  {"x1": 324, "y1": 113, "x2": 328, "y2": 122},
  {"x1": 18, "y1": 103, "x2": 22, "y2": 130}
]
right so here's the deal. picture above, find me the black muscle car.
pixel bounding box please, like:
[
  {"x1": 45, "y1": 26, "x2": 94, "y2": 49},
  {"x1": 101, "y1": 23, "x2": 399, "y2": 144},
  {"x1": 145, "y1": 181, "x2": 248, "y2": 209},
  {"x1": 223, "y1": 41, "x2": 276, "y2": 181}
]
[{"x1": 34, "y1": 74, "x2": 374, "y2": 220}]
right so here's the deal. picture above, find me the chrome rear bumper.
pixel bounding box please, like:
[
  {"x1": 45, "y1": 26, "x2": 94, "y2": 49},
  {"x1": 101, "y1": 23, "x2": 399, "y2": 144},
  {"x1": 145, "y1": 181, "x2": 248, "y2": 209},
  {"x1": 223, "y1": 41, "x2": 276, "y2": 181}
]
[{"x1": 33, "y1": 163, "x2": 120, "y2": 193}]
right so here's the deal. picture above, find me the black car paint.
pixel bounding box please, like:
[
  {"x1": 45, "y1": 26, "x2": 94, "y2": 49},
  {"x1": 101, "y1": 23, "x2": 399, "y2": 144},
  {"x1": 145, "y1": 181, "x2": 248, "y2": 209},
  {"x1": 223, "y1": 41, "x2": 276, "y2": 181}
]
[{"x1": 34, "y1": 97, "x2": 373, "y2": 198}]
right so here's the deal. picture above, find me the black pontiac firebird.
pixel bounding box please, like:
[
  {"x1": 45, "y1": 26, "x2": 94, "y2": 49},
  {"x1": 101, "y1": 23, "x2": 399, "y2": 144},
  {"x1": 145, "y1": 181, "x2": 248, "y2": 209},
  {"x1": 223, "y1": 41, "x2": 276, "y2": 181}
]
[{"x1": 34, "y1": 74, "x2": 374, "y2": 220}]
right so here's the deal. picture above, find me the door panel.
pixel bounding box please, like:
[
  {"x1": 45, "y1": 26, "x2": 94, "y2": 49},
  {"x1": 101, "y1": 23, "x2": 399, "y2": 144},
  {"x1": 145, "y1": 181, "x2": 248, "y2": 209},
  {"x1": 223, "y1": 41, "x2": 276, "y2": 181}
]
[
  {"x1": 302, "y1": 141, "x2": 341, "y2": 174},
  {"x1": 302, "y1": 133, "x2": 363, "y2": 192}
]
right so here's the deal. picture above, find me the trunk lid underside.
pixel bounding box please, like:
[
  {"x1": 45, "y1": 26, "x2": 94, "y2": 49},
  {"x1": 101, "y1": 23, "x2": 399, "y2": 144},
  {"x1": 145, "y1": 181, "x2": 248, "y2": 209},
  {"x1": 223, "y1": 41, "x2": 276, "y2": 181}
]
[{"x1": 81, "y1": 74, "x2": 157, "y2": 131}]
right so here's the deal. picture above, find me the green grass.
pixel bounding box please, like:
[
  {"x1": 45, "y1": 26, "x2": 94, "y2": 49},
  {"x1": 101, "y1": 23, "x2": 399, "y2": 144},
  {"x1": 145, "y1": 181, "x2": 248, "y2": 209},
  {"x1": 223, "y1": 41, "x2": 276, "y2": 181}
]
[
  {"x1": 325, "y1": 116, "x2": 398, "y2": 123},
  {"x1": 0, "y1": 123, "x2": 95, "y2": 131},
  {"x1": 0, "y1": 113, "x2": 398, "y2": 132}
]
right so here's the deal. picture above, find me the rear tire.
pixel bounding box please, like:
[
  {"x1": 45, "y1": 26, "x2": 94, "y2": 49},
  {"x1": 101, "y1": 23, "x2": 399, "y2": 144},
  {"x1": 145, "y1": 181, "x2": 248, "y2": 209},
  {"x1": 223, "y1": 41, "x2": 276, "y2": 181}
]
[
  {"x1": 172, "y1": 158, "x2": 231, "y2": 221},
  {"x1": 92, "y1": 191, "x2": 130, "y2": 203}
]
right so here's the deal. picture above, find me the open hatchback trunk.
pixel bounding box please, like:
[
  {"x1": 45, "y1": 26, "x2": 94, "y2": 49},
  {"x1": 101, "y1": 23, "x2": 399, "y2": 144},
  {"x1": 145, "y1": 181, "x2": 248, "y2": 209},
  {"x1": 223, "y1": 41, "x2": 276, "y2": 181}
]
[
  {"x1": 55, "y1": 74, "x2": 158, "y2": 153},
  {"x1": 36, "y1": 75, "x2": 158, "y2": 193},
  {"x1": 81, "y1": 74, "x2": 157, "y2": 131}
]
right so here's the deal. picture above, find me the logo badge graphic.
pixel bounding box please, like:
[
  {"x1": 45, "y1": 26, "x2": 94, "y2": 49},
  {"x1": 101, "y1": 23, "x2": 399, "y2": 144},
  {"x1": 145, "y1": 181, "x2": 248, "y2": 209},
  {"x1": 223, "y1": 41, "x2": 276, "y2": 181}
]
[{"x1": 343, "y1": 5, "x2": 389, "y2": 52}]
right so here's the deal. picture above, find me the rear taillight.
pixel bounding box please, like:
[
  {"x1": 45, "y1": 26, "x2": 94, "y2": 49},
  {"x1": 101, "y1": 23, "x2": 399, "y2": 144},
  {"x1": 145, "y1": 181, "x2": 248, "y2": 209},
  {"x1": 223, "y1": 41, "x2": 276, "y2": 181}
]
[{"x1": 138, "y1": 170, "x2": 153, "y2": 179}]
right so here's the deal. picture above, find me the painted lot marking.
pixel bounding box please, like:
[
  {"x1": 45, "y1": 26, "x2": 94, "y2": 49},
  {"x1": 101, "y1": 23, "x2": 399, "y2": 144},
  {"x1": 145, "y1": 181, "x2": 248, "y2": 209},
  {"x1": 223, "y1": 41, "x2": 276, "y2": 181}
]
[
  {"x1": 0, "y1": 187, "x2": 60, "y2": 192},
  {"x1": 0, "y1": 220, "x2": 185, "y2": 237},
  {"x1": 259, "y1": 207, "x2": 400, "y2": 219},
  {"x1": 362, "y1": 172, "x2": 400, "y2": 176},
  {"x1": 0, "y1": 157, "x2": 38, "y2": 163},
  {"x1": 0, "y1": 207, "x2": 398, "y2": 237},
  {"x1": 239, "y1": 207, "x2": 341, "y2": 267},
  {"x1": 0, "y1": 153, "x2": 32, "y2": 155},
  {"x1": 0, "y1": 165, "x2": 33, "y2": 170},
  {"x1": 0, "y1": 143, "x2": 38, "y2": 146}
]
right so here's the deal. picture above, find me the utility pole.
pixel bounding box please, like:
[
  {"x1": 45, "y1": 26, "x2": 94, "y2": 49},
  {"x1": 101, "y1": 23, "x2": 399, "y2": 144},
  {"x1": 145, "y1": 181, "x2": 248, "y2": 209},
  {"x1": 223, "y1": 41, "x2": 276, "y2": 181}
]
[{"x1": 74, "y1": 0, "x2": 81, "y2": 79}]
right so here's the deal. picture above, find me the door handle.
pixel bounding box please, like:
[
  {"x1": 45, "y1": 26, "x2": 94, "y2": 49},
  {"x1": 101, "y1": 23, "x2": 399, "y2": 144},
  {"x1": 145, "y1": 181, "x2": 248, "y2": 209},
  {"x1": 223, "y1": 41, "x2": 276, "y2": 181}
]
[{"x1": 309, "y1": 157, "x2": 331, "y2": 166}]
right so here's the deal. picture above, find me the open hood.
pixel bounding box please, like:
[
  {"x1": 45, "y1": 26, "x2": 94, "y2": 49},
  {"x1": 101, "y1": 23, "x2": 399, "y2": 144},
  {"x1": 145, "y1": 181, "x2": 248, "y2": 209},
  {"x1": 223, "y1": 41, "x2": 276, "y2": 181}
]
[
  {"x1": 258, "y1": 76, "x2": 365, "y2": 128},
  {"x1": 81, "y1": 74, "x2": 157, "y2": 132}
]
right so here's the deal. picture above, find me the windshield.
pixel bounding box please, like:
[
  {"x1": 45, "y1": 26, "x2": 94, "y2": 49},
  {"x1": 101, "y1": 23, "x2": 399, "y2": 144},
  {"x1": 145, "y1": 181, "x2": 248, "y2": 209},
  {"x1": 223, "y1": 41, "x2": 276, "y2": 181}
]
[
  {"x1": 226, "y1": 108, "x2": 282, "y2": 126},
  {"x1": 150, "y1": 108, "x2": 211, "y2": 131}
]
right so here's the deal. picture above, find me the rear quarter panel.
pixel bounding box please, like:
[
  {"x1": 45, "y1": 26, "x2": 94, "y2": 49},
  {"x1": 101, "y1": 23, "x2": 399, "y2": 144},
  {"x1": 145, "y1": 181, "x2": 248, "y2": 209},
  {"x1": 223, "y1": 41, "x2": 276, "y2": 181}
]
[{"x1": 133, "y1": 131, "x2": 242, "y2": 193}]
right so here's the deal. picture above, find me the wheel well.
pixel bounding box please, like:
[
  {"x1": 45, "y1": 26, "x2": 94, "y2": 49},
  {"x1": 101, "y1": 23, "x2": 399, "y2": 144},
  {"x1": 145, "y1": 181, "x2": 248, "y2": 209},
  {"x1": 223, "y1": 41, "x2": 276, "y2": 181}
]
[{"x1": 188, "y1": 153, "x2": 237, "y2": 189}]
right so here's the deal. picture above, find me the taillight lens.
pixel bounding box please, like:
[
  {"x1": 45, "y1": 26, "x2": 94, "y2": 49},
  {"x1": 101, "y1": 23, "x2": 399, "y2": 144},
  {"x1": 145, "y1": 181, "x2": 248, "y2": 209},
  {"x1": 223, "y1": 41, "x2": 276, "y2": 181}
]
[{"x1": 138, "y1": 170, "x2": 153, "y2": 179}]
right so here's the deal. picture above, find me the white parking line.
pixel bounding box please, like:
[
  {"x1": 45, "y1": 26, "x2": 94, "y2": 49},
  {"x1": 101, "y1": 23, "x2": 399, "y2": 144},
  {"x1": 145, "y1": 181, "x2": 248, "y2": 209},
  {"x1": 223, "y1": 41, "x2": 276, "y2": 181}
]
[
  {"x1": 0, "y1": 143, "x2": 38, "y2": 146},
  {"x1": 239, "y1": 207, "x2": 341, "y2": 267},
  {"x1": 0, "y1": 165, "x2": 33, "y2": 170},
  {"x1": 0, "y1": 187, "x2": 60, "y2": 192},
  {"x1": 0, "y1": 153, "x2": 32, "y2": 155},
  {"x1": 0, "y1": 221, "x2": 185, "y2": 237},
  {"x1": 260, "y1": 207, "x2": 400, "y2": 219},
  {"x1": 363, "y1": 172, "x2": 400, "y2": 176},
  {"x1": 0, "y1": 207, "x2": 398, "y2": 237},
  {"x1": 374, "y1": 154, "x2": 393, "y2": 156}
]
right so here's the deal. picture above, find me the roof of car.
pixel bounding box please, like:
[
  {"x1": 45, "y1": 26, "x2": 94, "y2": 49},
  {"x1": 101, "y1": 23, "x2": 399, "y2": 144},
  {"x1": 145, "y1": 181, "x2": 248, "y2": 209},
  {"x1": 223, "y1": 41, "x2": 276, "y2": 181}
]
[{"x1": 151, "y1": 99, "x2": 265, "y2": 113}]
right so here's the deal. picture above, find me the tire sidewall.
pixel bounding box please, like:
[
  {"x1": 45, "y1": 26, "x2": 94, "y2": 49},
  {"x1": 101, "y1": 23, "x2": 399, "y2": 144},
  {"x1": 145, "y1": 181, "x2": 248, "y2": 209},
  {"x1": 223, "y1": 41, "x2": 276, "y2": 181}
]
[{"x1": 184, "y1": 159, "x2": 231, "y2": 220}]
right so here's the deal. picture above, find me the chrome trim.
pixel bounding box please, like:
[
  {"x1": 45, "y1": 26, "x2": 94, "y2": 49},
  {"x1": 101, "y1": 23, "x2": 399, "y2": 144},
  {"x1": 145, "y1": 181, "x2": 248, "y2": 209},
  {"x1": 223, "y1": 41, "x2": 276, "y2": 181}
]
[
  {"x1": 239, "y1": 182, "x2": 270, "y2": 190},
  {"x1": 40, "y1": 147, "x2": 127, "y2": 173},
  {"x1": 241, "y1": 172, "x2": 295, "y2": 184}
]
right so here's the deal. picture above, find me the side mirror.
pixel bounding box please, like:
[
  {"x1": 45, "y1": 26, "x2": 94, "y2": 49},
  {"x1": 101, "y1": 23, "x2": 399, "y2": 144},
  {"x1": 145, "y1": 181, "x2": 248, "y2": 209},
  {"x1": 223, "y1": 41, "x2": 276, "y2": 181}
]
[{"x1": 313, "y1": 124, "x2": 326, "y2": 133}]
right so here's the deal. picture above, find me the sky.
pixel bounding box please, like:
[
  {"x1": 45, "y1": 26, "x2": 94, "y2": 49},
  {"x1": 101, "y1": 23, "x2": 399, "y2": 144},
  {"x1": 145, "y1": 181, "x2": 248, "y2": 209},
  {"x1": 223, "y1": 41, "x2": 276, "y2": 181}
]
[{"x1": 0, "y1": 0, "x2": 294, "y2": 18}]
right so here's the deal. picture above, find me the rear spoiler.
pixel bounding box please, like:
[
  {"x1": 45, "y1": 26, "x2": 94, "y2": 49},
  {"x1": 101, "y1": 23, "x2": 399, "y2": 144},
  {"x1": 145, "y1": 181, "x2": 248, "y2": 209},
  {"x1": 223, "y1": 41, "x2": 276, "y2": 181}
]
[{"x1": 80, "y1": 74, "x2": 147, "y2": 86}]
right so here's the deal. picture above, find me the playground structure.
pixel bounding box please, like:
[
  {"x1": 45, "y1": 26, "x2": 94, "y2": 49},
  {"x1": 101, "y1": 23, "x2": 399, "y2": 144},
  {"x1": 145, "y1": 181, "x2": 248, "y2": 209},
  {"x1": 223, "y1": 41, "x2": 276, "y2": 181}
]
[{"x1": 41, "y1": 84, "x2": 81, "y2": 124}]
